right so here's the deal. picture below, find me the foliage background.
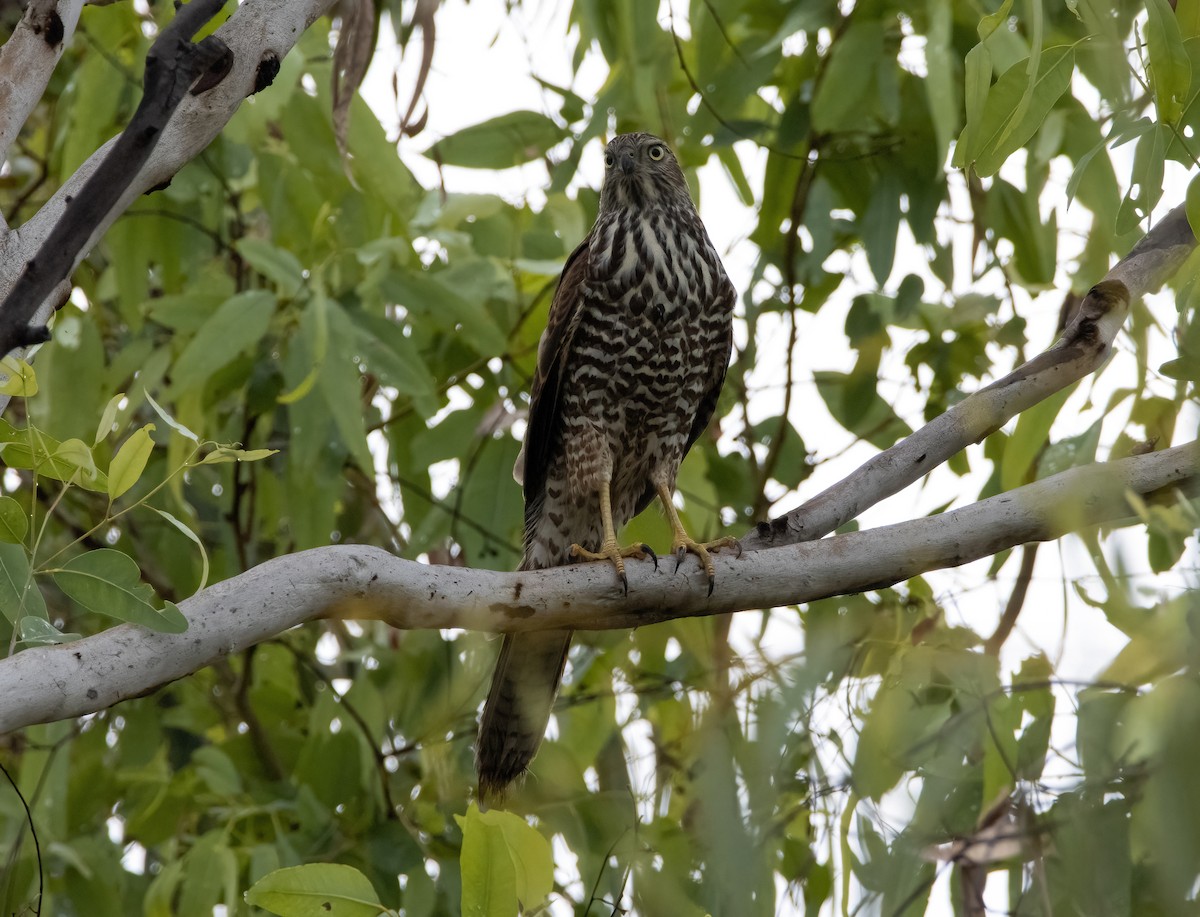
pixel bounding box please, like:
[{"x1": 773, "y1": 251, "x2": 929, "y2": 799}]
[{"x1": 1, "y1": 0, "x2": 1198, "y2": 914}]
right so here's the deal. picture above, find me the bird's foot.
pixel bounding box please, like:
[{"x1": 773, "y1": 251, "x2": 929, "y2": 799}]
[
  {"x1": 570, "y1": 540, "x2": 657, "y2": 594},
  {"x1": 671, "y1": 535, "x2": 741, "y2": 596}
]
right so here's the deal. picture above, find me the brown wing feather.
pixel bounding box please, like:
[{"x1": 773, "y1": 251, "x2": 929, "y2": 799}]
[
  {"x1": 631, "y1": 276, "x2": 736, "y2": 518},
  {"x1": 520, "y1": 234, "x2": 591, "y2": 513}
]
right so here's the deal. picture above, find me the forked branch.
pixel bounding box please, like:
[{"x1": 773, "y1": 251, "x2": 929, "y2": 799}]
[{"x1": 741, "y1": 205, "x2": 1196, "y2": 550}]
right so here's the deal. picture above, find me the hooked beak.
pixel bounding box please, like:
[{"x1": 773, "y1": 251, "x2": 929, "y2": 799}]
[{"x1": 619, "y1": 152, "x2": 636, "y2": 175}]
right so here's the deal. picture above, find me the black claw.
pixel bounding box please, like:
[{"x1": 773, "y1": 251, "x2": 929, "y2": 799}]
[
  {"x1": 733, "y1": 540, "x2": 744, "y2": 559},
  {"x1": 619, "y1": 569, "x2": 628, "y2": 596},
  {"x1": 707, "y1": 574, "x2": 715, "y2": 597},
  {"x1": 642, "y1": 544, "x2": 658, "y2": 571},
  {"x1": 674, "y1": 546, "x2": 687, "y2": 573}
]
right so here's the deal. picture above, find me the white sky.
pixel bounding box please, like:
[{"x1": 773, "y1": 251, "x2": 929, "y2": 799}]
[{"x1": 360, "y1": 3, "x2": 1198, "y2": 914}]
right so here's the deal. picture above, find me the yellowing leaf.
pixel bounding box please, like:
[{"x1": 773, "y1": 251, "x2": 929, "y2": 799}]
[
  {"x1": 108, "y1": 423, "x2": 156, "y2": 500},
  {"x1": 0, "y1": 357, "x2": 38, "y2": 396},
  {"x1": 456, "y1": 804, "x2": 553, "y2": 917},
  {"x1": 54, "y1": 438, "x2": 99, "y2": 485},
  {"x1": 93, "y1": 392, "x2": 126, "y2": 445}
]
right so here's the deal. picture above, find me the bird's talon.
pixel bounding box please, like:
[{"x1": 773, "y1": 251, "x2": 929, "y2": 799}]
[
  {"x1": 571, "y1": 539, "x2": 653, "y2": 592},
  {"x1": 642, "y1": 545, "x2": 658, "y2": 571}
]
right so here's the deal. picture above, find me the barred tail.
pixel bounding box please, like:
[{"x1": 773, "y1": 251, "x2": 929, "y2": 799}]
[{"x1": 476, "y1": 628, "x2": 572, "y2": 801}]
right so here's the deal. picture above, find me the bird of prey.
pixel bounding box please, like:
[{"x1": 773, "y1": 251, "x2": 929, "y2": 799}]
[{"x1": 476, "y1": 132, "x2": 737, "y2": 800}]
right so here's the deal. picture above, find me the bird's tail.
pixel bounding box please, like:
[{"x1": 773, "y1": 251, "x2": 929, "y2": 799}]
[{"x1": 476, "y1": 627, "x2": 572, "y2": 801}]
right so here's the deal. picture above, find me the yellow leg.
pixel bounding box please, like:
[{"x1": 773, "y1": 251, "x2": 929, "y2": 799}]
[
  {"x1": 655, "y1": 481, "x2": 740, "y2": 595},
  {"x1": 570, "y1": 480, "x2": 655, "y2": 593}
]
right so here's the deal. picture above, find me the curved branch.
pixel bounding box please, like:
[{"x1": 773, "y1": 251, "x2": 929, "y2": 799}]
[
  {"x1": 1, "y1": 441, "x2": 1194, "y2": 733},
  {"x1": 741, "y1": 204, "x2": 1197, "y2": 550}
]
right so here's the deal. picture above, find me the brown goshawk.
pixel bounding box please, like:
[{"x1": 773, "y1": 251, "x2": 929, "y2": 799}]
[{"x1": 476, "y1": 132, "x2": 737, "y2": 799}]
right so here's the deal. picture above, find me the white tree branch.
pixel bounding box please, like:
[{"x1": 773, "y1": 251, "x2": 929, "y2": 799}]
[
  {"x1": 1, "y1": 441, "x2": 1194, "y2": 733},
  {"x1": 741, "y1": 204, "x2": 1197, "y2": 550},
  {"x1": 0, "y1": 0, "x2": 337, "y2": 392},
  {"x1": 0, "y1": 0, "x2": 84, "y2": 181}
]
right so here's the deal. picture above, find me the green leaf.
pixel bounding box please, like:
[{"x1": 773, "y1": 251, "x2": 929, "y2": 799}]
[
  {"x1": 924, "y1": 0, "x2": 959, "y2": 162},
  {"x1": 235, "y1": 238, "x2": 306, "y2": 297},
  {"x1": 19, "y1": 616, "x2": 79, "y2": 645},
  {"x1": 279, "y1": 290, "x2": 329, "y2": 405},
  {"x1": 349, "y1": 310, "x2": 438, "y2": 411},
  {"x1": 0, "y1": 495, "x2": 28, "y2": 543},
  {"x1": 0, "y1": 419, "x2": 107, "y2": 492},
  {"x1": 0, "y1": 543, "x2": 46, "y2": 623},
  {"x1": 54, "y1": 438, "x2": 98, "y2": 485},
  {"x1": 245, "y1": 863, "x2": 385, "y2": 917},
  {"x1": 812, "y1": 21, "x2": 884, "y2": 133},
  {"x1": 977, "y1": 0, "x2": 1014, "y2": 40},
  {"x1": 1000, "y1": 386, "x2": 1072, "y2": 491},
  {"x1": 149, "y1": 507, "x2": 210, "y2": 592},
  {"x1": 144, "y1": 390, "x2": 200, "y2": 442},
  {"x1": 320, "y1": 300, "x2": 374, "y2": 474},
  {"x1": 53, "y1": 549, "x2": 187, "y2": 633},
  {"x1": 962, "y1": 46, "x2": 1074, "y2": 177},
  {"x1": 863, "y1": 171, "x2": 900, "y2": 285},
  {"x1": 93, "y1": 391, "x2": 126, "y2": 445},
  {"x1": 954, "y1": 43, "x2": 992, "y2": 168},
  {"x1": 199, "y1": 446, "x2": 279, "y2": 464},
  {"x1": 813, "y1": 371, "x2": 912, "y2": 450},
  {"x1": 382, "y1": 271, "x2": 508, "y2": 358},
  {"x1": 108, "y1": 423, "x2": 156, "y2": 500},
  {"x1": 1186, "y1": 171, "x2": 1200, "y2": 241},
  {"x1": 456, "y1": 804, "x2": 553, "y2": 917},
  {"x1": 427, "y1": 111, "x2": 568, "y2": 169},
  {"x1": 169, "y1": 290, "x2": 276, "y2": 397},
  {"x1": 1145, "y1": 0, "x2": 1191, "y2": 125}
]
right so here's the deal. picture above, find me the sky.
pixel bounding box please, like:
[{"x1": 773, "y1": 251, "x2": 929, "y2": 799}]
[{"x1": 357, "y1": 2, "x2": 1198, "y2": 913}]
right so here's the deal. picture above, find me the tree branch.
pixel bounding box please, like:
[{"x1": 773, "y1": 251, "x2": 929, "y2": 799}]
[
  {"x1": 0, "y1": 0, "x2": 83, "y2": 179},
  {"x1": 0, "y1": 0, "x2": 338, "y2": 385},
  {"x1": 741, "y1": 204, "x2": 1197, "y2": 550},
  {"x1": 0, "y1": 0, "x2": 230, "y2": 358},
  {"x1": 0, "y1": 441, "x2": 1194, "y2": 733}
]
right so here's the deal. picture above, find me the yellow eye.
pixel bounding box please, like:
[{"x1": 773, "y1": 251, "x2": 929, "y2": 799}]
[
  {"x1": 604, "y1": 152, "x2": 614, "y2": 167},
  {"x1": 648, "y1": 144, "x2": 665, "y2": 161}
]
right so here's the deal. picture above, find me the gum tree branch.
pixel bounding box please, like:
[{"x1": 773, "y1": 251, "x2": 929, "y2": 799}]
[
  {"x1": 0, "y1": 0, "x2": 339, "y2": 386},
  {"x1": 0, "y1": 0, "x2": 84, "y2": 179},
  {"x1": 741, "y1": 204, "x2": 1197, "y2": 550},
  {"x1": 0, "y1": 440, "x2": 1194, "y2": 733},
  {"x1": 0, "y1": 0, "x2": 230, "y2": 357}
]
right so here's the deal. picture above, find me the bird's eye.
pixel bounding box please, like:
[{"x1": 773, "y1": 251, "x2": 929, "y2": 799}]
[
  {"x1": 604, "y1": 152, "x2": 614, "y2": 167},
  {"x1": 648, "y1": 144, "x2": 665, "y2": 161}
]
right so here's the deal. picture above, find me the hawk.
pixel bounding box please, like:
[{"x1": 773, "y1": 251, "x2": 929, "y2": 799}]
[{"x1": 476, "y1": 132, "x2": 737, "y2": 799}]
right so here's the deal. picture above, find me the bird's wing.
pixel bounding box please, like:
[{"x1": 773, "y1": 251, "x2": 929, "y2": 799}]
[
  {"x1": 518, "y1": 234, "x2": 591, "y2": 508},
  {"x1": 631, "y1": 273, "x2": 736, "y2": 519},
  {"x1": 685, "y1": 276, "x2": 737, "y2": 456}
]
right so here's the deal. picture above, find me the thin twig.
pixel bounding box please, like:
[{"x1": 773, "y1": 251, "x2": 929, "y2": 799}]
[{"x1": 985, "y1": 544, "x2": 1039, "y2": 656}]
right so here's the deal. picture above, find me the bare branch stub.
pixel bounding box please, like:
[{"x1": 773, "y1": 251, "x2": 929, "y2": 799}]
[{"x1": 0, "y1": 0, "x2": 230, "y2": 360}]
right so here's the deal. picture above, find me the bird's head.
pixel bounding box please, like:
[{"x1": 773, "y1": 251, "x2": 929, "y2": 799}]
[{"x1": 598, "y1": 132, "x2": 692, "y2": 213}]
